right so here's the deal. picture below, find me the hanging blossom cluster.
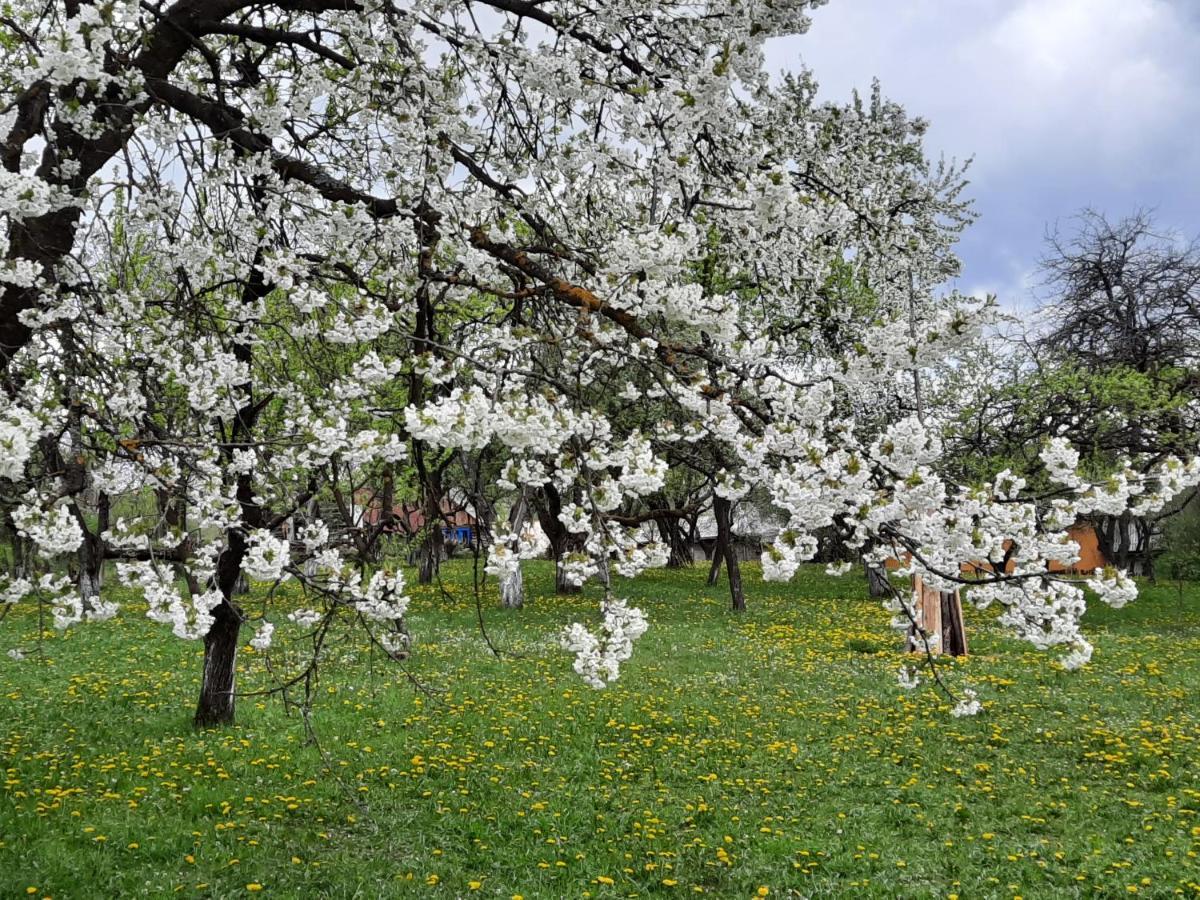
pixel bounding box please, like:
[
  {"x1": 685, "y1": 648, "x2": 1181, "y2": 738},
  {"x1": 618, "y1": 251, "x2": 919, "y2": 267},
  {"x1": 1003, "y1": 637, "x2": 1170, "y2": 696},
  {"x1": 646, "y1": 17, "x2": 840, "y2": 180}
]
[
  {"x1": 559, "y1": 599, "x2": 650, "y2": 689},
  {"x1": 118, "y1": 562, "x2": 222, "y2": 640}
]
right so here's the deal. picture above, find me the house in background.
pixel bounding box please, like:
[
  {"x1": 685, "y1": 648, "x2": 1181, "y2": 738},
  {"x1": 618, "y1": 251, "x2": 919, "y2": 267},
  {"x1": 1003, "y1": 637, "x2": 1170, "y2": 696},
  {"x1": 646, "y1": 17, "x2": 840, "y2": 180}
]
[
  {"x1": 358, "y1": 488, "x2": 481, "y2": 547},
  {"x1": 690, "y1": 502, "x2": 785, "y2": 563}
]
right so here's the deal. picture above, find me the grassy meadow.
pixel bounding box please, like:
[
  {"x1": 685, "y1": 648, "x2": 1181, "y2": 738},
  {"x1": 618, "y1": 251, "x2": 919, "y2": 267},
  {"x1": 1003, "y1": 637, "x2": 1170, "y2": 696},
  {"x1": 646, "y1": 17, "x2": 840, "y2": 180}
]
[{"x1": 2, "y1": 561, "x2": 1200, "y2": 898}]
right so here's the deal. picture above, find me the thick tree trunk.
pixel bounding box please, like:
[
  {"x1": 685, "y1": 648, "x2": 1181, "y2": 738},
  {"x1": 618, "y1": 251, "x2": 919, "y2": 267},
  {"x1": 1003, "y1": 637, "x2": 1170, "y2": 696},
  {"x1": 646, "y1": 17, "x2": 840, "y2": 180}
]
[
  {"x1": 1094, "y1": 513, "x2": 1152, "y2": 576},
  {"x1": 595, "y1": 555, "x2": 611, "y2": 589},
  {"x1": 194, "y1": 247, "x2": 268, "y2": 728},
  {"x1": 415, "y1": 454, "x2": 446, "y2": 585},
  {"x1": 418, "y1": 536, "x2": 442, "y2": 585},
  {"x1": 70, "y1": 490, "x2": 107, "y2": 611},
  {"x1": 417, "y1": 510, "x2": 445, "y2": 581},
  {"x1": 536, "y1": 484, "x2": 581, "y2": 595},
  {"x1": 365, "y1": 467, "x2": 396, "y2": 564},
  {"x1": 656, "y1": 515, "x2": 692, "y2": 568},
  {"x1": 864, "y1": 560, "x2": 891, "y2": 598},
  {"x1": 714, "y1": 496, "x2": 745, "y2": 612},
  {"x1": 77, "y1": 529, "x2": 103, "y2": 609},
  {"x1": 194, "y1": 599, "x2": 242, "y2": 728},
  {"x1": 500, "y1": 564, "x2": 525, "y2": 609},
  {"x1": 194, "y1": 534, "x2": 246, "y2": 728},
  {"x1": 554, "y1": 556, "x2": 581, "y2": 594}
]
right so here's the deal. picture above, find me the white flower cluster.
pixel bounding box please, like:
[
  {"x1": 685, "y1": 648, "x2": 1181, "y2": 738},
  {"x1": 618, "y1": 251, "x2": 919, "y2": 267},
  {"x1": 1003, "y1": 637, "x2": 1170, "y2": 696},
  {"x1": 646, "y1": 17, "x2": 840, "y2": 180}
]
[
  {"x1": 0, "y1": 576, "x2": 31, "y2": 605},
  {"x1": 1058, "y1": 641, "x2": 1094, "y2": 672},
  {"x1": 12, "y1": 500, "x2": 84, "y2": 557},
  {"x1": 117, "y1": 562, "x2": 223, "y2": 640},
  {"x1": 0, "y1": 170, "x2": 57, "y2": 221},
  {"x1": 249, "y1": 622, "x2": 275, "y2": 650},
  {"x1": 559, "y1": 598, "x2": 649, "y2": 689},
  {"x1": 485, "y1": 522, "x2": 550, "y2": 580},
  {"x1": 1085, "y1": 567, "x2": 1138, "y2": 610},
  {"x1": 1040, "y1": 437, "x2": 1082, "y2": 488},
  {"x1": 9, "y1": 573, "x2": 83, "y2": 630},
  {"x1": 0, "y1": 403, "x2": 40, "y2": 480},
  {"x1": 358, "y1": 569, "x2": 410, "y2": 622},
  {"x1": 950, "y1": 688, "x2": 982, "y2": 718},
  {"x1": 287, "y1": 608, "x2": 323, "y2": 628},
  {"x1": 609, "y1": 534, "x2": 670, "y2": 578},
  {"x1": 243, "y1": 531, "x2": 291, "y2": 583}
]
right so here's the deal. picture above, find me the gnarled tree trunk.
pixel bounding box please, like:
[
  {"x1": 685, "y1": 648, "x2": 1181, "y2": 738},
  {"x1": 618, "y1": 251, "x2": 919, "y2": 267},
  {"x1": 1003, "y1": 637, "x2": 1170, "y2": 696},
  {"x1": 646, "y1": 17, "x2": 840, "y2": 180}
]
[
  {"x1": 77, "y1": 492, "x2": 108, "y2": 610},
  {"x1": 554, "y1": 557, "x2": 581, "y2": 595},
  {"x1": 194, "y1": 259, "x2": 267, "y2": 729},
  {"x1": 417, "y1": 477, "x2": 445, "y2": 585},
  {"x1": 656, "y1": 515, "x2": 692, "y2": 568}
]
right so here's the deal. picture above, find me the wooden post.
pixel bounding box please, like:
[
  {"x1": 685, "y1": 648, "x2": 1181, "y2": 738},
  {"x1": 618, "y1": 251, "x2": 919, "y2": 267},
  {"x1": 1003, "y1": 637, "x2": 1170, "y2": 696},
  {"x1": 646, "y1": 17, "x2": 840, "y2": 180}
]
[{"x1": 908, "y1": 575, "x2": 968, "y2": 656}]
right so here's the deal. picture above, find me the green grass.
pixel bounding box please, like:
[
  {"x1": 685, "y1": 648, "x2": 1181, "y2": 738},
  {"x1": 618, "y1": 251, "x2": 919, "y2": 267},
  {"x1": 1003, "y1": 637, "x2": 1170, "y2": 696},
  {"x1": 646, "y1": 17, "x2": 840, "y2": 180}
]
[{"x1": 2, "y1": 562, "x2": 1200, "y2": 898}]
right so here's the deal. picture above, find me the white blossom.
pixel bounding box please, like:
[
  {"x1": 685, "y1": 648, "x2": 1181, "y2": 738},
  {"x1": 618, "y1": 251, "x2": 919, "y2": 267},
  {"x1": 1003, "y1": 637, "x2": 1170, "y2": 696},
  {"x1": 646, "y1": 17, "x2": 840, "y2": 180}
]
[{"x1": 249, "y1": 621, "x2": 275, "y2": 650}]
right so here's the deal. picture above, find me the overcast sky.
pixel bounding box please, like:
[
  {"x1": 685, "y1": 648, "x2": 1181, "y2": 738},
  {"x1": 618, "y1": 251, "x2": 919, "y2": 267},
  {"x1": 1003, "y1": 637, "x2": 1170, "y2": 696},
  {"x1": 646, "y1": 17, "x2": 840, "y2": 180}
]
[{"x1": 766, "y1": 0, "x2": 1200, "y2": 309}]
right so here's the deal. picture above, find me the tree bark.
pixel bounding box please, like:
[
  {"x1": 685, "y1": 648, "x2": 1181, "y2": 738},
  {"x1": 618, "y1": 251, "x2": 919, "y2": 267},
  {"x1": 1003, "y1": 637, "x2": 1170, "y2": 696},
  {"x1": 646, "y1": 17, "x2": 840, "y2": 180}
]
[
  {"x1": 864, "y1": 560, "x2": 891, "y2": 598},
  {"x1": 194, "y1": 254, "x2": 268, "y2": 729},
  {"x1": 500, "y1": 497, "x2": 527, "y2": 609},
  {"x1": 1094, "y1": 513, "x2": 1152, "y2": 576},
  {"x1": 707, "y1": 541, "x2": 723, "y2": 585},
  {"x1": 554, "y1": 557, "x2": 581, "y2": 595},
  {"x1": 417, "y1": 472, "x2": 444, "y2": 585},
  {"x1": 656, "y1": 515, "x2": 692, "y2": 568},
  {"x1": 194, "y1": 597, "x2": 242, "y2": 728},
  {"x1": 77, "y1": 492, "x2": 108, "y2": 609},
  {"x1": 418, "y1": 535, "x2": 442, "y2": 585},
  {"x1": 595, "y1": 554, "x2": 611, "y2": 589},
  {"x1": 500, "y1": 562, "x2": 525, "y2": 609},
  {"x1": 714, "y1": 496, "x2": 745, "y2": 611},
  {"x1": 194, "y1": 530, "x2": 247, "y2": 727},
  {"x1": 537, "y1": 484, "x2": 581, "y2": 595}
]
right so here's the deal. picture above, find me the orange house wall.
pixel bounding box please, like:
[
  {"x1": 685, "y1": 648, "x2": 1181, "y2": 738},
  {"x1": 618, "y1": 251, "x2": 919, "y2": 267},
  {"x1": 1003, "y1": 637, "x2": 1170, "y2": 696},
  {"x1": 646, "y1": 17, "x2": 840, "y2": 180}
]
[{"x1": 885, "y1": 523, "x2": 1107, "y2": 575}]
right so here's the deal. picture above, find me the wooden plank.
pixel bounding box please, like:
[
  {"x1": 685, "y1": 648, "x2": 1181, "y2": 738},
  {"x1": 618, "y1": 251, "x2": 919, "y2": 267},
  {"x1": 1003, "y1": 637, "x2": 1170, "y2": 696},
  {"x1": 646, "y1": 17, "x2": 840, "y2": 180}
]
[{"x1": 908, "y1": 575, "x2": 968, "y2": 656}]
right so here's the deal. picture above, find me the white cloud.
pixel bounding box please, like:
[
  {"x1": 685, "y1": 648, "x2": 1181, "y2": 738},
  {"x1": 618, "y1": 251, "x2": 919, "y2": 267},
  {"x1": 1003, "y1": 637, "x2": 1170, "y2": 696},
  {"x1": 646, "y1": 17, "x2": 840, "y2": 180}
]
[
  {"x1": 961, "y1": 0, "x2": 1198, "y2": 173},
  {"x1": 764, "y1": 0, "x2": 1200, "y2": 307},
  {"x1": 769, "y1": 0, "x2": 1200, "y2": 177}
]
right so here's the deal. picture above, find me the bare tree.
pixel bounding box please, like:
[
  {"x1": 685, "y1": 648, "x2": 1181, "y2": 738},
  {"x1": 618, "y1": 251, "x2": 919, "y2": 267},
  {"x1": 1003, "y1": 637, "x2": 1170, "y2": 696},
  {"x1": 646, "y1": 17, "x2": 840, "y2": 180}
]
[{"x1": 1039, "y1": 210, "x2": 1200, "y2": 376}]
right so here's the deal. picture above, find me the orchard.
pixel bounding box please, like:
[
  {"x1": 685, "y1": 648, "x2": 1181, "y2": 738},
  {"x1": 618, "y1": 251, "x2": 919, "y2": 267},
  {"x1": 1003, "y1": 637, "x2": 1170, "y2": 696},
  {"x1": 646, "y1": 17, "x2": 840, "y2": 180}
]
[{"x1": 2, "y1": 1, "x2": 1199, "y2": 896}]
